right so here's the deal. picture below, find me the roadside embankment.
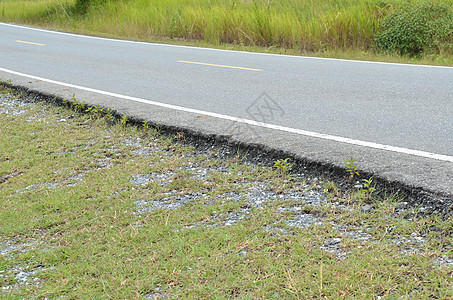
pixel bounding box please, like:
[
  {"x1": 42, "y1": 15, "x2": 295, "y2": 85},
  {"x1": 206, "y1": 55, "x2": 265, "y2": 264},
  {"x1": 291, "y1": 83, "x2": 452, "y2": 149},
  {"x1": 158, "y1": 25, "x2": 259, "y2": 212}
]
[{"x1": 1, "y1": 84, "x2": 452, "y2": 298}]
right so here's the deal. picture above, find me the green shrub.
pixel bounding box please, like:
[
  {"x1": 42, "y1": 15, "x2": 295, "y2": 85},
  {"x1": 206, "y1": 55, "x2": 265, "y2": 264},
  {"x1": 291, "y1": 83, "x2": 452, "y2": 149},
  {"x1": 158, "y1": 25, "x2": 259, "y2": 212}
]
[
  {"x1": 74, "y1": 0, "x2": 116, "y2": 15},
  {"x1": 374, "y1": 1, "x2": 453, "y2": 56}
]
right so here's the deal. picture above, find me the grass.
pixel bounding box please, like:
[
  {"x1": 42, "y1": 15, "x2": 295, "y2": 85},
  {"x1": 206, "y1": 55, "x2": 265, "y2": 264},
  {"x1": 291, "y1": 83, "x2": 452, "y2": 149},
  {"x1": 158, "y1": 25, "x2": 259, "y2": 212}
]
[
  {"x1": 0, "y1": 85, "x2": 452, "y2": 298},
  {"x1": 1, "y1": 0, "x2": 453, "y2": 66}
]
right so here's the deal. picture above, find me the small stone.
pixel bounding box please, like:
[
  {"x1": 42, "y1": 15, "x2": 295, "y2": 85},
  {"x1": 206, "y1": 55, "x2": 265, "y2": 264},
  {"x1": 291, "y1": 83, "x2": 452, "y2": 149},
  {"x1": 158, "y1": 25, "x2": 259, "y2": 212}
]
[
  {"x1": 396, "y1": 202, "x2": 408, "y2": 209},
  {"x1": 129, "y1": 174, "x2": 151, "y2": 186},
  {"x1": 327, "y1": 238, "x2": 342, "y2": 245},
  {"x1": 361, "y1": 205, "x2": 372, "y2": 212}
]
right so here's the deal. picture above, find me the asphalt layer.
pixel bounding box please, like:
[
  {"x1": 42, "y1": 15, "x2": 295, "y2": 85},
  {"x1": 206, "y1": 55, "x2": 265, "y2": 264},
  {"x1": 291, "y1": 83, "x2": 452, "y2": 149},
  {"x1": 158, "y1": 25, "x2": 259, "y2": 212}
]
[{"x1": 1, "y1": 23, "x2": 452, "y2": 212}]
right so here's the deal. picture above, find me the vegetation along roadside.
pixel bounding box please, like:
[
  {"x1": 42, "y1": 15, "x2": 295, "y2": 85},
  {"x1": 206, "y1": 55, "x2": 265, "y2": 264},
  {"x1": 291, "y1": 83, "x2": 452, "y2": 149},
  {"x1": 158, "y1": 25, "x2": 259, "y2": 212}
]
[
  {"x1": 1, "y1": 0, "x2": 453, "y2": 66},
  {"x1": 0, "y1": 83, "x2": 452, "y2": 298}
]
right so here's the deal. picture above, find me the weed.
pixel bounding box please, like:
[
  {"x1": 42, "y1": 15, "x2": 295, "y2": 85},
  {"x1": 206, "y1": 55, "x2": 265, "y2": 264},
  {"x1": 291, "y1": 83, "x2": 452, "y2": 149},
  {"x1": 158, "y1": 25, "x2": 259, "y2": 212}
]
[
  {"x1": 70, "y1": 93, "x2": 77, "y2": 102},
  {"x1": 155, "y1": 124, "x2": 162, "y2": 134},
  {"x1": 85, "y1": 105, "x2": 101, "y2": 118},
  {"x1": 362, "y1": 177, "x2": 377, "y2": 202},
  {"x1": 273, "y1": 158, "x2": 293, "y2": 175},
  {"x1": 1, "y1": 80, "x2": 14, "y2": 95},
  {"x1": 74, "y1": 101, "x2": 86, "y2": 113},
  {"x1": 142, "y1": 120, "x2": 150, "y2": 131},
  {"x1": 323, "y1": 181, "x2": 340, "y2": 199},
  {"x1": 69, "y1": 94, "x2": 87, "y2": 113},
  {"x1": 235, "y1": 145, "x2": 248, "y2": 162},
  {"x1": 119, "y1": 115, "x2": 128, "y2": 127},
  {"x1": 344, "y1": 156, "x2": 359, "y2": 183},
  {"x1": 175, "y1": 131, "x2": 186, "y2": 143},
  {"x1": 104, "y1": 109, "x2": 114, "y2": 124}
]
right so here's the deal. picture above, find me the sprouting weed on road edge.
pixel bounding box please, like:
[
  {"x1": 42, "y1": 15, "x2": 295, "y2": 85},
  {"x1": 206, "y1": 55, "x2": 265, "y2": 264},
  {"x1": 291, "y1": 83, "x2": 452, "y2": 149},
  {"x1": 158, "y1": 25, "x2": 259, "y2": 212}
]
[
  {"x1": 235, "y1": 145, "x2": 248, "y2": 162},
  {"x1": 175, "y1": 132, "x2": 186, "y2": 143},
  {"x1": 274, "y1": 158, "x2": 293, "y2": 175},
  {"x1": 85, "y1": 105, "x2": 101, "y2": 119},
  {"x1": 323, "y1": 181, "x2": 340, "y2": 200},
  {"x1": 62, "y1": 94, "x2": 114, "y2": 124},
  {"x1": 69, "y1": 93, "x2": 86, "y2": 113},
  {"x1": 362, "y1": 177, "x2": 376, "y2": 202},
  {"x1": 142, "y1": 120, "x2": 150, "y2": 131},
  {"x1": 0, "y1": 79, "x2": 15, "y2": 96},
  {"x1": 344, "y1": 156, "x2": 359, "y2": 183},
  {"x1": 120, "y1": 115, "x2": 128, "y2": 128},
  {"x1": 104, "y1": 109, "x2": 114, "y2": 124}
]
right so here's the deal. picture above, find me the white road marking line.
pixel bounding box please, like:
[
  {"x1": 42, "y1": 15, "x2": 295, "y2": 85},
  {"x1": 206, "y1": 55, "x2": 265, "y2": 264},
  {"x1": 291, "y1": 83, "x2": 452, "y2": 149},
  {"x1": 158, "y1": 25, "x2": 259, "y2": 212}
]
[
  {"x1": 1, "y1": 22, "x2": 452, "y2": 70},
  {"x1": 1, "y1": 67, "x2": 453, "y2": 163}
]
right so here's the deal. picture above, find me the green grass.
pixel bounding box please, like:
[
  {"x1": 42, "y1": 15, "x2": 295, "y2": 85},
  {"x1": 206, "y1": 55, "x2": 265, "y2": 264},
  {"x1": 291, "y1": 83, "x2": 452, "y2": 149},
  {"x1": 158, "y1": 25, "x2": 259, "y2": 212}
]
[
  {"x1": 0, "y1": 86, "x2": 452, "y2": 298},
  {"x1": 1, "y1": 0, "x2": 453, "y2": 66}
]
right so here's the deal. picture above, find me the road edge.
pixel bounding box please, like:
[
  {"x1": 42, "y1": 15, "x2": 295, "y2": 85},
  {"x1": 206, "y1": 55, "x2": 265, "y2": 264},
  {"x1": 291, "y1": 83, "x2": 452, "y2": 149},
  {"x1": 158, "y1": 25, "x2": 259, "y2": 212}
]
[{"x1": 1, "y1": 80, "x2": 452, "y2": 216}]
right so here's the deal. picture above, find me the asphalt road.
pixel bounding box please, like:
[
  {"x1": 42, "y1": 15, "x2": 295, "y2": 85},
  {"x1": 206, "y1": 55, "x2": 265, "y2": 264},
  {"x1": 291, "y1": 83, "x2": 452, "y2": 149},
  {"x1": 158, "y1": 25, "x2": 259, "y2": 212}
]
[{"x1": 1, "y1": 22, "x2": 453, "y2": 204}]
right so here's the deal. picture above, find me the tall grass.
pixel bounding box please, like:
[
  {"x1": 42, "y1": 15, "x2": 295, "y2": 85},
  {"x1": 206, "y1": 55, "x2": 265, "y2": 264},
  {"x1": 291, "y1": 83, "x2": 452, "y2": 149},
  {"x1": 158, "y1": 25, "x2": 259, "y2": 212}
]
[
  {"x1": 0, "y1": 0, "x2": 385, "y2": 52},
  {"x1": 0, "y1": 0, "x2": 452, "y2": 55},
  {"x1": 112, "y1": 0, "x2": 384, "y2": 51}
]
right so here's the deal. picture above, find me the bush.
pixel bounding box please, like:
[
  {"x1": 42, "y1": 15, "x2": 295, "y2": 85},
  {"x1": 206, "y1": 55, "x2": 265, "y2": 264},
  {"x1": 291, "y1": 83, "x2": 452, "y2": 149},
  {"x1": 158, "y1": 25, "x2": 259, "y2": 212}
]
[
  {"x1": 74, "y1": 0, "x2": 115, "y2": 15},
  {"x1": 374, "y1": 1, "x2": 453, "y2": 56}
]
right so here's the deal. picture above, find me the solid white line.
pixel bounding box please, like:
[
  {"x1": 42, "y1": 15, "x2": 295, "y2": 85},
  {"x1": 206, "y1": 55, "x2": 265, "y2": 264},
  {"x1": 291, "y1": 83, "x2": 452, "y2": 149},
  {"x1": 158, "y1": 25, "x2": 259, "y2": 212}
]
[
  {"x1": 1, "y1": 67, "x2": 453, "y2": 163},
  {"x1": 1, "y1": 22, "x2": 452, "y2": 70}
]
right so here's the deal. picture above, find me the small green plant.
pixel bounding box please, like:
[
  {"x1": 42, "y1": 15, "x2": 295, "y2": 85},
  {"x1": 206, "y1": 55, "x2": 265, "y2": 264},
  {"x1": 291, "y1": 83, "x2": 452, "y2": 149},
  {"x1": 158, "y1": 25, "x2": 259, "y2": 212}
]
[
  {"x1": 323, "y1": 181, "x2": 340, "y2": 199},
  {"x1": 362, "y1": 177, "x2": 376, "y2": 201},
  {"x1": 104, "y1": 109, "x2": 114, "y2": 124},
  {"x1": 175, "y1": 131, "x2": 186, "y2": 143},
  {"x1": 235, "y1": 145, "x2": 248, "y2": 162},
  {"x1": 142, "y1": 120, "x2": 150, "y2": 131},
  {"x1": 274, "y1": 158, "x2": 293, "y2": 175},
  {"x1": 155, "y1": 124, "x2": 162, "y2": 134},
  {"x1": 344, "y1": 156, "x2": 359, "y2": 183},
  {"x1": 70, "y1": 93, "x2": 77, "y2": 102},
  {"x1": 74, "y1": 101, "x2": 86, "y2": 113},
  {"x1": 119, "y1": 115, "x2": 128, "y2": 127},
  {"x1": 16, "y1": 90, "x2": 24, "y2": 99},
  {"x1": 85, "y1": 105, "x2": 101, "y2": 118},
  {"x1": 2, "y1": 80, "x2": 14, "y2": 95},
  {"x1": 70, "y1": 94, "x2": 87, "y2": 113}
]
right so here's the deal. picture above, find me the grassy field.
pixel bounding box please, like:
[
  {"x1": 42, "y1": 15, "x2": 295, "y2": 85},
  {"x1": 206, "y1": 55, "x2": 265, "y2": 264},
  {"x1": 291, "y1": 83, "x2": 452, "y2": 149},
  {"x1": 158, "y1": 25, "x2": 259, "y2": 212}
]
[
  {"x1": 1, "y1": 0, "x2": 453, "y2": 66},
  {"x1": 0, "y1": 85, "x2": 452, "y2": 298}
]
